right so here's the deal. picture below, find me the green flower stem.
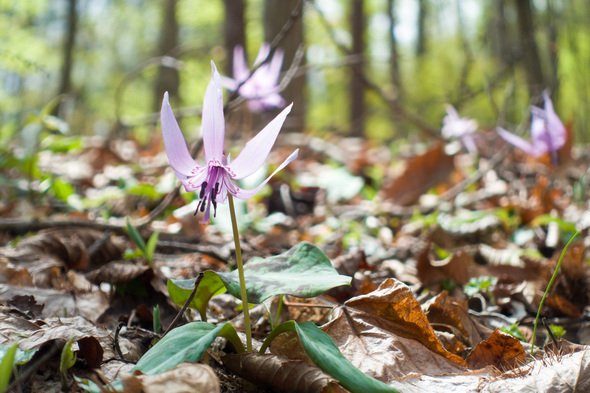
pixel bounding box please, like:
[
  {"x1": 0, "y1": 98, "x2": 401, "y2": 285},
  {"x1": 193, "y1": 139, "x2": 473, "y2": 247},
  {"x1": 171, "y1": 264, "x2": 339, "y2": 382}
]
[
  {"x1": 531, "y1": 230, "x2": 579, "y2": 355},
  {"x1": 227, "y1": 194, "x2": 252, "y2": 353}
]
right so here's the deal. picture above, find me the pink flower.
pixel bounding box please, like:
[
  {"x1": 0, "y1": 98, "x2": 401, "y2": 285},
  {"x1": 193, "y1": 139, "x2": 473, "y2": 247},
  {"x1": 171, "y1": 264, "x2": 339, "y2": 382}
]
[
  {"x1": 497, "y1": 91, "x2": 566, "y2": 158},
  {"x1": 441, "y1": 105, "x2": 478, "y2": 153},
  {"x1": 161, "y1": 61, "x2": 298, "y2": 223},
  {"x1": 222, "y1": 43, "x2": 285, "y2": 112}
]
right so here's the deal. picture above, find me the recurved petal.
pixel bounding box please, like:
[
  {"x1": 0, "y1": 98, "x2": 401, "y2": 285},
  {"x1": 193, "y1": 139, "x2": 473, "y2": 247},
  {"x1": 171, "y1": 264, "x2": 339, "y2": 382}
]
[
  {"x1": 220, "y1": 76, "x2": 239, "y2": 92},
  {"x1": 202, "y1": 61, "x2": 226, "y2": 163},
  {"x1": 160, "y1": 92, "x2": 200, "y2": 176},
  {"x1": 231, "y1": 149, "x2": 299, "y2": 199},
  {"x1": 498, "y1": 127, "x2": 543, "y2": 157},
  {"x1": 233, "y1": 45, "x2": 250, "y2": 82},
  {"x1": 227, "y1": 103, "x2": 293, "y2": 179},
  {"x1": 542, "y1": 92, "x2": 567, "y2": 149}
]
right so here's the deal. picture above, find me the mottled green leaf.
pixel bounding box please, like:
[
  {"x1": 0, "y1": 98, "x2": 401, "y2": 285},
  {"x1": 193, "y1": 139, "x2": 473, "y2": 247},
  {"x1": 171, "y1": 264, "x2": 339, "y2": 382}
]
[
  {"x1": 168, "y1": 271, "x2": 226, "y2": 320},
  {"x1": 134, "y1": 322, "x2": 244, "y2": 376},
  {"x1": 218, "y1": 242, "x2": 351, "y2": 304},
  {"x1": 169, "y1": 242, "x2": 351, "y2": 320}
]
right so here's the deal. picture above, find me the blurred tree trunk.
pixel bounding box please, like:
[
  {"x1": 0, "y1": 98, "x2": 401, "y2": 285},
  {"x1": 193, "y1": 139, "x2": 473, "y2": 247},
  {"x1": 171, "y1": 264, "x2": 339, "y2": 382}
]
[
  {"x1": 223, "y1": 0, "x2": 246, "y2": 76},
  {"x1": 515, "y1": 0, "x2": 544, "y2": 97},
  {"x1": 264, "y1": 0, "x2": 305, "y2": 132},
  {"x1": 546, "y1": 0, "x2": 559, "y2": 98},
  {"x1": 416, "y1": 0, "x2": 428, "y2": 56},
  {"x1": 488, "y1": 0, "x2": 511, "y2": 65},
  {"x1": 56, "y1": 0, "x2": 77, "y2": 115},
  {"x1": 350, "y1": 0, "x2": 365, "y2": 137},
  {"x1": 153, "y1": 0, "x2": 179, "y2": 112},
  {"x1": 388, "y1": 0, "x2": 402, "y2": 102}
]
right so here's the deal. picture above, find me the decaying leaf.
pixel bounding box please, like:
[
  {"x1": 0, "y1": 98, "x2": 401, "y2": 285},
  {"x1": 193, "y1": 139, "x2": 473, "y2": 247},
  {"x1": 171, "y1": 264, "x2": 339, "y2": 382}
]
[
  {"x1": 222, "y1": 353, "x2": 344, "y2": 393},
  {"x1": 417, "y1": 247, "x2": 486, "y2": 289},
  {"x1": 380, "y1": 142, "x2": 455, "y2": 206},
  {"x1": 319, "y1": 278, "x2": 467, "y2": 382},
  {"x1": 423, "y1": 291, "x2": 489, "y2": 348},
  {"x1": 85, "y1": 260, "x2": 151, "y2": 285},
  {"x1": 465, "y1": 329, "x2": 526, "y2": 371},
  {"x1": 121, "y1": 362, "x2": 220, "y2": 393}
]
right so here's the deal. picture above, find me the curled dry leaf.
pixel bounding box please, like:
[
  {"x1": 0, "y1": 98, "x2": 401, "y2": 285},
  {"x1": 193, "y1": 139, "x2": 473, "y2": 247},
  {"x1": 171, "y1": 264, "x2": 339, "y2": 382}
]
[
  {"x1": 417, "y1": 247, "x2": 485, "y2": 289},
  {"x1": 465, "y1": 329, "x2": 526, "y2": 371},
  {"x1": 222, "y1": 353, "x2": 345, "y2": 393},
  {"x1": 13, "y1": 228, "x2": 125, "y2": 270},
  {"x1": 423, "y1": 291, "x2": 490, "y2": 348},
  {"x1": 121, "y1": 362, "x2": 220, "y2": 393},
  {"x1": 85, "y1": 261, "x2": 151, "y2": 285},
  {"x1": 320, "y1": 278, "x2": 467, "y2": 383}
]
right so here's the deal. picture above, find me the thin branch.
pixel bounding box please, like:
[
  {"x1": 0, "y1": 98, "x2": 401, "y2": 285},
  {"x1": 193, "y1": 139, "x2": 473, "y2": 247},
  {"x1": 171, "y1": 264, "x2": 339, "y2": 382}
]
[{"x1": 162, "y1": 272, "x2": 204, "y2": 338}]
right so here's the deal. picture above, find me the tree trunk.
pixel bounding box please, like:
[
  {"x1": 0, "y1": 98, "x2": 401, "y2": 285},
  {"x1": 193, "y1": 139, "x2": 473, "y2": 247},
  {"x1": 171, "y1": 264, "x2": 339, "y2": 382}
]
[
  {"x1": 388, "y1": 0, "x2": 402, "y2": 101},
  {"x1": 153, "y1": 0, "x2": 179, "y2": 112},
  {"x1": 416, "y1": 0, "x2": 428, "y2": 56},
  {"x1": 350, "y1": 0, "x2": 365, "y2": 137},
  {"x1": 223, "y1": 0, "x2": 247, "y2": 76},
  {"x1": 515, "y1": 0, "x2": 544, "y2": 97},
  {"x1": 546, "y1": 0, "x2": 559, "y2": 98},
  {"x1": 56, "y1": 0, "x2": 77, "y2": 115},
  {"x1": 264, "y1": 0, "x2": 305, "y2": 133}
]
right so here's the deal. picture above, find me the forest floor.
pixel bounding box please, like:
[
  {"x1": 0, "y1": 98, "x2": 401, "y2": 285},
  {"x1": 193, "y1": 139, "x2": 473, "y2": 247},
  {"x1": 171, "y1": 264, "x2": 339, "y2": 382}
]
[{"x1": 1, "y1": 130, "x2": 589, "y2": 392}]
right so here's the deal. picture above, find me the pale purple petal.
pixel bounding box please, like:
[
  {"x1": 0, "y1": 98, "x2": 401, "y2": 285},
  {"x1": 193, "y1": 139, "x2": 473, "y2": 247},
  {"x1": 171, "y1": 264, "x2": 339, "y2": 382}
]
[
  {"x1": 231, "y1": 149, "x2": 299, "y2": 199},
  {"x1": 253, "y1": 43, "x2": 271, "y2": 67},
  {"x1": 498, "y1": 127, "x2": 543, "y2": 157},
  {"x1": 220, "y1": 76, "x2": 239, "y2": 92},
  {"x1": 227, "y1": 103, "x2": 293, "y2": 179},
  {"x1": 542, "y1": 91, "x2": 566, "y2": 150},
  {"x1": 461, "y1": 134, "x2": 478, "y2": 154},
  {"x1": 201, "y1": 61, "x2": 226, "y2": 163},
  {"x1": 233, "y1": 45, "x2": 250, "y2": 82},
  {"x1": 267, "y1": 48, "x2": 284, "y2": 84},
  {"x1": 160, "y1": 92, "x2": 201, "y2": 176}
]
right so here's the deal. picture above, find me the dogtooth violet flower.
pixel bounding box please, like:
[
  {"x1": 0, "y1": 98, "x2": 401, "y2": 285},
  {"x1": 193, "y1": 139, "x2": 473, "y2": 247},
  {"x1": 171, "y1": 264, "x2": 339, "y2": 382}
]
[
  {"x1": 221, "y1": 43, "x2": 285, "y2": 112},
  {"x1": 441, "y1": 105, "x2": 478, "y2": 154},
  {"x1": 497, "y1": 91, "x2": 566, "y2": 159},
  {"x1": 161, "y1": 61, "x2": 298, "y2": 223}
]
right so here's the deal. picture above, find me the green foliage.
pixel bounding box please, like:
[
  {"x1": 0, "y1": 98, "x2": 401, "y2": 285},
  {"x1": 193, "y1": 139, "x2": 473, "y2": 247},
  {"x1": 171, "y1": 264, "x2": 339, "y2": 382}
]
[
  {"x1": 261, "y1": 321, "x2": 399, "y2": 393},
  {"x1": 500, "y1": 324, "x2": 527, "y2": 342},
  {"x1": 152, "y1": 305, "x2": 161, "y2": 335},
  {"x1": 548, "y1": 325, "x2": 566, "y2": 342},
  {"x1": 134, "y1": 322, "x2": 244, "y2": 375},
  {"x1": 124, "y1": 218, "x2": 159, "y2": 267},
  {"x1": 463, "y1": 276, "x2": 498, "y2": 298},
  {"x1": 60, "y1": 338, "x2": 77, "y2": 389},
  {"x1": 168, "y1": 242, "x2": 351, "y2": 320},
  {"x1": 0, "y1": 343, "x2": 18, "y2": 392}
]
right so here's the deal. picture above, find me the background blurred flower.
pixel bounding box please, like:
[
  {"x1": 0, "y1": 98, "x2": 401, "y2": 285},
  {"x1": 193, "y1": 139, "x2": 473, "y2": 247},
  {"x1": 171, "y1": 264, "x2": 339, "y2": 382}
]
[
  {"x1": 222, "y1": 43, "x2": 285, "y2": 112},
  {"x1": 497, "y1": 91, "x2": 566, "y2": 159},
  {"x1": 441, "y1": 105, "x2": 478, "y2": 153}
]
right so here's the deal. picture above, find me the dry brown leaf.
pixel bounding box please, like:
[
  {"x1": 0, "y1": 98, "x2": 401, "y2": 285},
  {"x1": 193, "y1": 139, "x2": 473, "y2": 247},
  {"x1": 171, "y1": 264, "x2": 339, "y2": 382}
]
[
  {"x1": 424, "y1": 291, "x2": 489, "y2": 348},
  {"x1": 222, "y1": 353, "x2": 345, "y2": 393},
  {"x1": 85, "y1": 260, "x2": 151, "y2": 285},
  {"x1": 317, "y1": 278, "x2": 467, "y2": 383},
  {"x1": 380, "y1": 142, "x2": 455, "y2": 206},
  {"x1": 0, "y1": 283, "x2": 109, "y2": 321},
  {"x1": 417, "y1": 247, "x2": 486, "y2": 289},
  {"x1": 466, "y1": 329, "x2": 526, "y2": 371},
  {"x1": 121, "y1": 362, "x2": 220, "y2": 393}
]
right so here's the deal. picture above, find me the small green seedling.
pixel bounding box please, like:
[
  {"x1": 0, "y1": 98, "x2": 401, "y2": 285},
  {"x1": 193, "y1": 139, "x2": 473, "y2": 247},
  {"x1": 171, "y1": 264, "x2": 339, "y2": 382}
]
[
  {"x1": 125, "y1": 217, "x2": 159, "y2": 268},
  {"x1": 500, "y1": 323, "x2": 527, "y2": 342},
  {"x1": 463, "y1": 276, "x2": 498, "y2": 299},
  {"x1": 0, "y1": 343, "x2": 18, "y2": 392},
  {"x1": 60, "y1": 338, "x2": 77, "y2": 389}
]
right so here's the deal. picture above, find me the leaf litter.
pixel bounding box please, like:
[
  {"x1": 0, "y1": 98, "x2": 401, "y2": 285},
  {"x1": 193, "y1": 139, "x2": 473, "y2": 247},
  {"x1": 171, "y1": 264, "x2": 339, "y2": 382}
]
[{"x1": 1, "y1": 127, "x2": 590, "y2": 392}]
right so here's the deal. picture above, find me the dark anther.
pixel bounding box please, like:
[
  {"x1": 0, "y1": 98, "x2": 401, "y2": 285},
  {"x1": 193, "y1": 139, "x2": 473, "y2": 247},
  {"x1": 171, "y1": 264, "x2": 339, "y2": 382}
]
[
  {"x1": 200, "y1": 197, "x2": 207, "y2": 212},
  {"x1": 199, "y1": 182, "x2": 208, "y2": 199},
  {"x1": 213, "y1": 182, "x2": 220, "y2": 201}
]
